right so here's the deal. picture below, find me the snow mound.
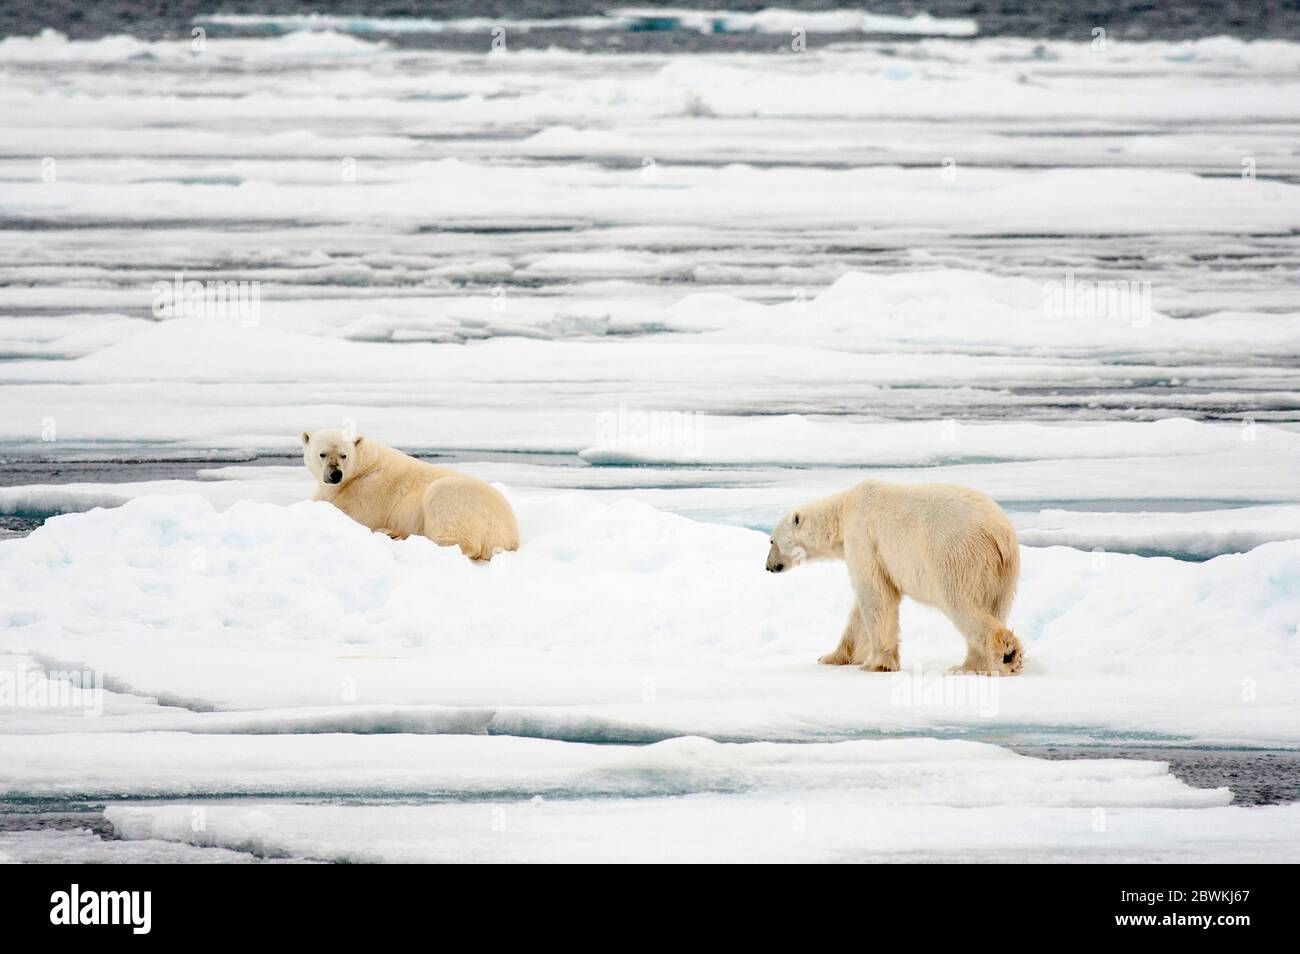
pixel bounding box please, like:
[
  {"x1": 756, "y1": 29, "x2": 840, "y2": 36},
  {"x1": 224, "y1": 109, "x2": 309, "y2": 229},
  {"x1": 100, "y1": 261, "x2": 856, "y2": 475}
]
[
  {"x1": 2, "y1": 494, "x2": 1297, "y2": 744},
  {"x1": 661, "y1": 269, "x2": 1300, "y2": 358}
]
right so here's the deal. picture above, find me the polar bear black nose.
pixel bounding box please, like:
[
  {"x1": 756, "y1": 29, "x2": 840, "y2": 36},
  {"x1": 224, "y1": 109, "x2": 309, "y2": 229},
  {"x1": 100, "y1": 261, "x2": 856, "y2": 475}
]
[
  {"x1": 769, "y1": 562, "x2": 785, "y2": 573},
  {"x1": 327, "y1": 469, "x2": 342, "y2": 483}
]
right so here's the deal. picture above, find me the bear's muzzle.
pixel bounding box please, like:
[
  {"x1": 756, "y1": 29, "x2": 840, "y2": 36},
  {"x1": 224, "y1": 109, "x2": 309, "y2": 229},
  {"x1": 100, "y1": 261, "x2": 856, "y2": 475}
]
[{"x1": 765, "y1": 541, "x2": 787, "y2": 573}]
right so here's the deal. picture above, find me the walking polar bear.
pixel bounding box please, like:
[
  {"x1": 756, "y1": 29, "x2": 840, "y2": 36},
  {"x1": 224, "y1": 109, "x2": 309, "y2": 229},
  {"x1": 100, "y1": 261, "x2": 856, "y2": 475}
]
[
  {"x1": 302, "y1": 428, "x2": 518, "y2": 561},
  {"x1": 766, "y1": 480, "x2": 1023, "y2": 676}
]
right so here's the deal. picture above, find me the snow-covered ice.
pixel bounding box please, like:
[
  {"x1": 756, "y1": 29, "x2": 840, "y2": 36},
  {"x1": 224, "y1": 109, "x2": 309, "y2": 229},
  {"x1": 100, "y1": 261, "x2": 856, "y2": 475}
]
[
  {"x1": 102, "y1": 797, "x2": 1300, "y2": 864},
  {"x1": 0, "y1": 829, "x2": 269, "y2": 864},
  {"x1": 2, "y1": 495, "x2": 1295, "y2": 747},
  {"x1": 0, "y1": 734, "x2": 1228, "y2": 805}
]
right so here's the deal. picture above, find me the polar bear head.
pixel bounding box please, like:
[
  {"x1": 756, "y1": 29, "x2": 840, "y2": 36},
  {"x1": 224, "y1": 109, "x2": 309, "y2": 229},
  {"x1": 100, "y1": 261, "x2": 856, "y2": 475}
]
[
  {"x1": 766, "y1": 496, "x2": 842, "y2": 573},
  {"x1": 765, "y1": 510, "x2": 809, "y2": 573},
  {"x1": 302, "y1": 428, "x2": 365, "y2": 488}
]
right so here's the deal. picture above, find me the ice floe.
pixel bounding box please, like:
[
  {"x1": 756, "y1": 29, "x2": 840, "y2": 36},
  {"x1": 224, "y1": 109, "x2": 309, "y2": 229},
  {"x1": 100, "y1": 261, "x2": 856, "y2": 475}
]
[{"x1": 1, "y1": 494, "x2": 1296, "y2": 746}]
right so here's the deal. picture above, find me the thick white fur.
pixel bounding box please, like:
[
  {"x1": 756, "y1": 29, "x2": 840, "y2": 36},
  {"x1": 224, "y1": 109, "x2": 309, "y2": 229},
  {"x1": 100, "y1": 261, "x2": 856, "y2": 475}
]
[
  {"x1": 302, "y1": 428, "x2": 519, "y2": 561},
  {"x1": 766, "y1": 480, "x2": 1023, "y2": 675}
]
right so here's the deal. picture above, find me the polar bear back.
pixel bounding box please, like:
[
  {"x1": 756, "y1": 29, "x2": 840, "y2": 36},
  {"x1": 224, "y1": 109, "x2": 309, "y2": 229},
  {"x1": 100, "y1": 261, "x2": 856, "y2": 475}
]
[{"x1": 845, "y1": 480, "x2": 1019, "y2": 615}]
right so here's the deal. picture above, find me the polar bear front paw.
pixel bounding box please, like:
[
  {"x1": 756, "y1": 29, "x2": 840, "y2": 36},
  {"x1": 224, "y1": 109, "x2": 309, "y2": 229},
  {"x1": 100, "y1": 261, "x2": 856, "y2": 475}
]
[
  {"x1": 948, "y1": 663, "x2": 1015, "y2": 677},
  {"x1": 818, "y1": 652, "x2": 853, "y2": 665}
]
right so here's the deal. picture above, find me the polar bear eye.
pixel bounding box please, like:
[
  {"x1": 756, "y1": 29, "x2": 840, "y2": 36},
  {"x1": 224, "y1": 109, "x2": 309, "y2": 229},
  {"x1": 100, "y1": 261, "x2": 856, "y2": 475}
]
[
  {"x1": 319, "y1": 453, "x2": 326, "y2": 458},
  {"x1": 793, "y1": 513, "x2": 801, "y2": 526},
  {"x1": 340, "y1": 454, "x2": 347, "y2": 460}
]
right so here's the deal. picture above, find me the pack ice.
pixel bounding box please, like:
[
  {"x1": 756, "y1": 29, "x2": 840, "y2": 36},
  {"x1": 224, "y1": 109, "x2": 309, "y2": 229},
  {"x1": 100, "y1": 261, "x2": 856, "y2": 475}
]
[{"x1": 1, "y1": 20, "x2": 1298, "y2": 862}]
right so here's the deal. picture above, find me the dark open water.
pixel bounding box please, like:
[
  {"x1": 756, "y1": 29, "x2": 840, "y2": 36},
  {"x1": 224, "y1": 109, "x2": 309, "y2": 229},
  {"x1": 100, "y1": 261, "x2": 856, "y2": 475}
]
[{"x1": 4, "y1": 0, "x2": 1298, "y2": 45}]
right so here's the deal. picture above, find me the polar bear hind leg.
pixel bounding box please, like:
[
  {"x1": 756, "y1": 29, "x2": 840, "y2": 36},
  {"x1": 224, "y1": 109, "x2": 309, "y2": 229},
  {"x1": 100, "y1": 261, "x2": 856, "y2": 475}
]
[
  {"x1": 948, "y1": 607, "x2": 1023, "y2": 676},
  {"x1": 421, "y1": 477, "x2": 517, "y2": 562}
]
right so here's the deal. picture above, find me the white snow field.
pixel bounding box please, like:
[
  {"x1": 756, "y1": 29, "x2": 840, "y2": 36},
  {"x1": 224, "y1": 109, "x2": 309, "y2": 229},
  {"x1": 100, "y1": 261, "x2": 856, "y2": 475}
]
[{"x1": 1, "y1": 18, "x2": 1298, "y2": 862}]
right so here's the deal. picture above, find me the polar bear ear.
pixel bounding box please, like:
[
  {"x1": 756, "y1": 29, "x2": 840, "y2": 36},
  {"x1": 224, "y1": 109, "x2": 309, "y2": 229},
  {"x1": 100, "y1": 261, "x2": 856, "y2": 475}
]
[{"x1": 301, "y1": 431, "x2": 311, "y2": 445}]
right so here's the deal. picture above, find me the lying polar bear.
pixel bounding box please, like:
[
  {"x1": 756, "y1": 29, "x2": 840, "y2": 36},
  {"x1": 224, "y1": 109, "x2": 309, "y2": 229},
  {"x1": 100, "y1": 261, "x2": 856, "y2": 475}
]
[
  {"x1": 766, "y1": 480, "x2": 1023, "y2": 676},
  {"x1": 302, "y1": 428, "x2": 519, "y2": 561}
]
